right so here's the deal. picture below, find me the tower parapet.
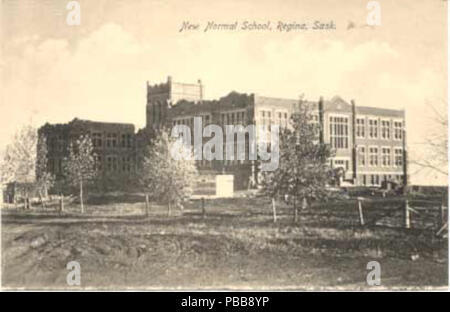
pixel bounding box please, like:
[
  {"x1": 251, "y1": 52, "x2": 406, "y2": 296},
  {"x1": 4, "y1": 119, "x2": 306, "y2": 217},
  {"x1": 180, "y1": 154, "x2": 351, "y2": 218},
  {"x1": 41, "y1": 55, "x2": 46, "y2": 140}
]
[{"x1": 146, "y1": 76, "x2": 204, "y2": 129}]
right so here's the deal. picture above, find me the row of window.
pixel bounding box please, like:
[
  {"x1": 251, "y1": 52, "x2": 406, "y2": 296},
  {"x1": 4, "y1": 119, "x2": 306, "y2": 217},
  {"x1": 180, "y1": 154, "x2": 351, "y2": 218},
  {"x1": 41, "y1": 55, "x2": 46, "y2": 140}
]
[
  {"x1": 259, "y1": 110, "x2": 289, "y2": 125},
  {"x1": 197, "y1": 158, "x2": 247, "y2": 167},
  {"x1": 332, "y1": 159, "x2": 350, "y2": 170},
  {"x1": 48, "y1": 158, "x2": 63, "y2": 173},
  {"x1": 173, "y1": 117, "x2": 194, "y2": 127},
  {"x1": 356, "y1": 118, "x2": 403, "y2": 140},
  {"x1": 172, "y1": 114, "x2": 213, "y2": 127},
  {"x1": 48, "y1": 133, "x2": 134, "y2": 151},
  {"x1": 359, "y1": 174, "x2": 403, "y2": 186},
  {"x1": 330, "y1": 116, "x2": 403, "y2": 150},
  {"x1": 222, "y1": 111, "x2": 247, "y2": 125},
  {"x1": 48, "y1": 136, "x2": 66, "y2": 152},
  {"x1": 48, "y1": 156, "x2": 134, "y2": 173},
  {"x1": 94, "y1": 156, "x2": 133, "y2": 172},
  {"x1": 358, "y1": 147, "x2": 403, "y2": 167},
  {"x1": 92, "y1": 133, "x2": 133, "y2": 148}
]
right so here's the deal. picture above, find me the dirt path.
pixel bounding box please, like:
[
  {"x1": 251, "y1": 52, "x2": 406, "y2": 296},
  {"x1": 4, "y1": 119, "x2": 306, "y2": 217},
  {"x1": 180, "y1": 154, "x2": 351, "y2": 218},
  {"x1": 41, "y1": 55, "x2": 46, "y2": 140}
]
[{"x1": 2, "y1": 203, "x2": 447, "y2": 289}]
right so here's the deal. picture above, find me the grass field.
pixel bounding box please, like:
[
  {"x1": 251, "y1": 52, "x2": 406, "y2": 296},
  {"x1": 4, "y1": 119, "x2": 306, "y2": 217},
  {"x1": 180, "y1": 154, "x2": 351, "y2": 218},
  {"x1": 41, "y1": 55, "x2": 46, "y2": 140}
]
[{"x1": 1, "y1": 194, "x2": 448, "y2": 290}]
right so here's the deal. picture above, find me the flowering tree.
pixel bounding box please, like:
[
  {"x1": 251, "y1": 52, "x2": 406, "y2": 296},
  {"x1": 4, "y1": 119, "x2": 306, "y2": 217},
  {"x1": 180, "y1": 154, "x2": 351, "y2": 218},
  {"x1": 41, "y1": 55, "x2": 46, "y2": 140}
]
[
  {"x1": 1, "y1": 125, "x2": 37, "y2": 185},
  {"x1": 63, "y1": 135, "x2": 97, "y2": 213},
  {"x1": 139, "y1": 131, "x2": 197, "y2": 216},
  {"x1": 0, "y1": 125, "x2": 54, "y2": 207}
]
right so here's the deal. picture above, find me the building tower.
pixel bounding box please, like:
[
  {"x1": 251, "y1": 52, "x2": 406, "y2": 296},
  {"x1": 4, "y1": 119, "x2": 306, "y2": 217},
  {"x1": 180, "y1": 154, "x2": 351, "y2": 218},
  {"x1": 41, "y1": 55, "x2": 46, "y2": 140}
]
[{"x1": 146, "y1": 76, "x2": 204, "y2": 130}]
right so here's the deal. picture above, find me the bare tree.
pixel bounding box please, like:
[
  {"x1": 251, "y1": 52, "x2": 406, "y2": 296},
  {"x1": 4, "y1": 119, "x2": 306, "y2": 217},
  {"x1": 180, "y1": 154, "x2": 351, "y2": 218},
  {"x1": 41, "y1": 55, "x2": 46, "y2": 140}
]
[{"x1": 412, "y1": 99, "x2": 448, "y2": 176}]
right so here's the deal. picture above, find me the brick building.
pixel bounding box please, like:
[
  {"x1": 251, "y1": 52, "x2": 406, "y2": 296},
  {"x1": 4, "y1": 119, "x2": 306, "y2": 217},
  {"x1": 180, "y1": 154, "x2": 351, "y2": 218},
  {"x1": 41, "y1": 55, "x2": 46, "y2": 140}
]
[
  {"x1": 146, "y1": 77, "x2": 407, "y2": 189},
  {"x1": 38, "y1": 77, "x2": 407, "y2": 192},
  {"x1": 39, "y1": 118, "x2": 136, "y2": 191}
]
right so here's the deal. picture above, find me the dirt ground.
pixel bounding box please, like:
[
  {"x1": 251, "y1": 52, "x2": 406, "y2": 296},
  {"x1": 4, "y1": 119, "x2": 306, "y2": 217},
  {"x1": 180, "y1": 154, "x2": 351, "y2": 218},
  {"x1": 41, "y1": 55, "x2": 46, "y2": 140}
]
[{"x1": 1, "y1": 196, "x2": 448, "y2": 290}]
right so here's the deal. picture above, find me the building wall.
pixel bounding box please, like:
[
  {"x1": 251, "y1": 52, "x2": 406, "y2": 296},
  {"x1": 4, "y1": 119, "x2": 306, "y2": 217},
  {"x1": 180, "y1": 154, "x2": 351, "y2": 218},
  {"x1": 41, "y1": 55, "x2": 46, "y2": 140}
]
[
  {"x1": 322, "y1": 97, "x2": 355, "y2": 182},
  {"x1": 165, "y1": 91, "x2": 256, "y2": 190},
  {"x1": 353, "y1": 106, "x2": 405, "y2": 186},
  {"x1": 39, "y1": 118, "x2": 137, "y2": 192},
  {"x1": 146, "y1": 78, "x2": 407, "y2": 190}
]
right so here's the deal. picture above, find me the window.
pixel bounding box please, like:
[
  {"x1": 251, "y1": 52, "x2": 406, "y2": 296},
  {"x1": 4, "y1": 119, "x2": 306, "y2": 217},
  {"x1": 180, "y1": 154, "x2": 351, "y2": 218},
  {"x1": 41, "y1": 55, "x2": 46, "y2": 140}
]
[
  {"x1": 106, "y1": 133, "x2": 117, "y2": 148},
  {"x1": 369, "y1": 119, "x2": 378, "y2": 138},
  {"x1": 106, "y1": 156, "x2": 118, "y2": 172},
  {"x1": 381, "y1": 120, "x2": 391, "y2": 139},
  {"x1": 122, "y1": 157, "x2": 132, "y2": 172},
  {"x1": 358, "y1": 146, "x2": 366, "y2": 166},
  {"x1": 276, "y1": 111, "x2": 288, "y2": 128},
  {"x1": 311, "y1": 114, "x2": 319, "y2": 123},
  {"x1": 276, "y1": 112, "x2": 283, "y2": 125},
  {"x1": 127, "y1": 134, "x2": 132, "y2": 148},
  {"x1": 92, "y1": 133, "x2": 102, "y2": 147},
  {"x1": 369, "y1": 147, "x2": 378, "y2": 166},
  {"x1": 95, "y1": 155, "x2": 102, "y2": 171},
  {"x1": 382, "y1": 147, "x2": 391, "y2": 166},
  {"x1": 48, "y1": 158, "x2": 55, "y2": 173},
  {"x1": 332, "y1": 159, "x2": 349, "y2": 171},
  {"x1": 395, "y1": 148, "x2": 403, "y2": 167},
  {"x1": 371, "y1": 174, "x2": 380, "y2": 186},
  {"x1": 329, "y1": 116, "x2": 349, "y2": 149},
  {"x1": 57, "y1": 135, "x2": 65, "y2": 151},
  {"x1": 356, "y1": 118, "x2": 365, "y2": 138},
  {"x1": 394, "y1": 121, "x2": 403, "y2": 140},
  {"x1": 260, "y1": 110, "x2": 272, "y2": 126}
]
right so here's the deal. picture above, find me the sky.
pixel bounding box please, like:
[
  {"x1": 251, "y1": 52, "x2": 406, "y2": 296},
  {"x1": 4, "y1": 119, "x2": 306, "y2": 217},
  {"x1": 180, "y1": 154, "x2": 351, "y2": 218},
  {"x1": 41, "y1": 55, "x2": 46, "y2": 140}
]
[{"x1": 0, "y1": 0, "x2": 448, "y2": 185}]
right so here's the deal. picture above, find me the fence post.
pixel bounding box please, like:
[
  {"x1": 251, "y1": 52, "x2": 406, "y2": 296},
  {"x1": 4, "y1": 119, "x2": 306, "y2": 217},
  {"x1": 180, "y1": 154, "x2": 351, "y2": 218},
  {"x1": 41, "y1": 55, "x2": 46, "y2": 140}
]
[
  {"x1": 145, "y1": 194, "x2": 149, "y2": 217},
  {"x1": 201, "y1": 197, "x2": 206, "y2": 219},
  {"x1": 405, "y1": 199, "x2": 411, "y2": 229},
  {"x1": 440, "y1": 195, "x2": 446, "y2": 228},
  {"x1": 293, "y1": 196, "x2": 298, "y2": 224},
  {"x1": 272, "y1": 197, "x2": 277, "y2": 223},
  {"x1": 302, "y1": 197, "x2": 308, "y2": 210},
  {"x1": 357, "y1": 197, "x2": 365, "y2": 226},
  {"x1": 59, "y1": 194, "x2": 64, "y2": 214}
]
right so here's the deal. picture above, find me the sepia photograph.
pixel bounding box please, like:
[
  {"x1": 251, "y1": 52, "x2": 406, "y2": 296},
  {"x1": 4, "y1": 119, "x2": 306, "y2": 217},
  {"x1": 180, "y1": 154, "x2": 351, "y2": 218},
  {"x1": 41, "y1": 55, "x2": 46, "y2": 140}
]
[{"x1": 0, "y1": 0, "x2": 448, "y2": 294}]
